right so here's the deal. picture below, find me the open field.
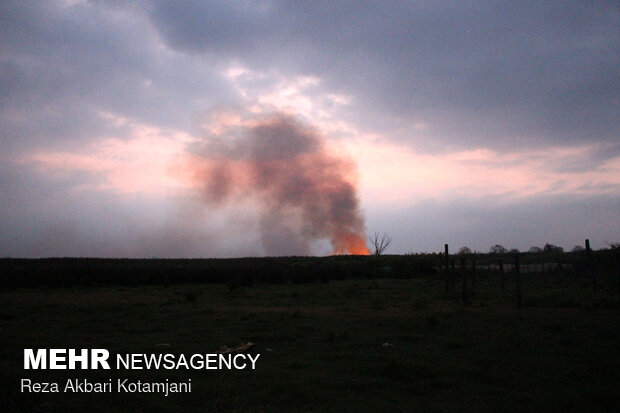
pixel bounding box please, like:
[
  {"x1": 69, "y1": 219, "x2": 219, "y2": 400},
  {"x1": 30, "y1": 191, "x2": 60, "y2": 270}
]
[{"x1": 1, "y1": 257, "x2": 620, "y2": 412}]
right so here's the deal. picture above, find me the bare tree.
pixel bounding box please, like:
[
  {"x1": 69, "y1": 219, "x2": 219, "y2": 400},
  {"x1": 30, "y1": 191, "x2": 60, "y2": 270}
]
[{"x1": 369, "y1": 232, "x2": 392, "y2": 256}]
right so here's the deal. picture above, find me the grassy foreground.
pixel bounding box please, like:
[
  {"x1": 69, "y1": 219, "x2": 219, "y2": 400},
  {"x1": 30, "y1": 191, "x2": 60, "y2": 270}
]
[{"x1": 1, "y1": 273, "x2": 619, "y2": 412}]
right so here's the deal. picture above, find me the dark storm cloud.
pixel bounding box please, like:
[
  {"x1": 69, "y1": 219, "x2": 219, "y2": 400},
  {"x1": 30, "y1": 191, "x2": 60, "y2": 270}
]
[
  {"x1": 0, "y1": 0, "x2": 232, "y2": 151},
  {"x1": 147, "y1": 0, "x2": 619, "y2": 151},
  {"x1": 3, "y1": 0, "x2": 617, "y2": 153}
]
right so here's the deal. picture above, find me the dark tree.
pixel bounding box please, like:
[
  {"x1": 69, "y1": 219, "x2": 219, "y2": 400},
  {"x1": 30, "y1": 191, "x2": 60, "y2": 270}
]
[
  {"x1": 543, "y1": 243, "x2": 564, "y2": 253},
  {"x1": 490, "y1": 244, "x2": 507, "y2": 254},
  {"x1": 369, "y1": 232, "x2": 392, "y2": 256}
]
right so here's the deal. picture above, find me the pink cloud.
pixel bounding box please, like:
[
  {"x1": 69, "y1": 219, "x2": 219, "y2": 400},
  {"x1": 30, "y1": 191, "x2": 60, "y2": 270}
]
[
  {"x1": 23, "y1": 114, "x2": 194, "y2": 195},
  {"x1": 344, "y1": 136, "x2": 620, "y2": 205}
]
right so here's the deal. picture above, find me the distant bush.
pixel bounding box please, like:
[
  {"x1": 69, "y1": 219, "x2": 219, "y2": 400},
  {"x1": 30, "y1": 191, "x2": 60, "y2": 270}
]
[
  {"x1": 544, "y1": 243, "x2": 564, "y2": 253},
  {"x1": 490, "y1": 244, "x2": 507, "y2": 254}
]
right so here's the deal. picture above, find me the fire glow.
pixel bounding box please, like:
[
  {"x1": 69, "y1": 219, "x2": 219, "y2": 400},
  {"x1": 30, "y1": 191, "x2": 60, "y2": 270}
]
[{"x1": 182, "y1": 111, "x2": 369, "y2": 255}]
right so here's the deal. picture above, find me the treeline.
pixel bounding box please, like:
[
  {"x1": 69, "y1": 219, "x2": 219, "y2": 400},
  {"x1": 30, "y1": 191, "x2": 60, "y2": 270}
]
[
  {"x1": 0, "y1": 247, "x2": 617, "y2": 289},
  {"x1": 453, "y1": 245, "x2": 620, "y2": 270},
  {"x1": 0, "y1": 255, "x2": 437, "y2": 289}
]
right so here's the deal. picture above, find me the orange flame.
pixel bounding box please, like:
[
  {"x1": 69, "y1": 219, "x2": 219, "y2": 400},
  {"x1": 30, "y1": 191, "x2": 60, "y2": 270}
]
[{"x1": 331, "y1": 232, "x2": 370, "y2": 255}]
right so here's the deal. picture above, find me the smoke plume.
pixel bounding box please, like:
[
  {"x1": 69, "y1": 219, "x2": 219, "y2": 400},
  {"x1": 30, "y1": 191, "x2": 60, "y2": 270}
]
[{"x1": 183, "y1": 110, "x2": 369, "y2": 255}]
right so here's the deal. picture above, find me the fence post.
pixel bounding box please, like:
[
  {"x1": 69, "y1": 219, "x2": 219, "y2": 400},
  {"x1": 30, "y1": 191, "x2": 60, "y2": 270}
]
[{"x1": 515, "y1": 254, "x2": 522, "y2": 309}]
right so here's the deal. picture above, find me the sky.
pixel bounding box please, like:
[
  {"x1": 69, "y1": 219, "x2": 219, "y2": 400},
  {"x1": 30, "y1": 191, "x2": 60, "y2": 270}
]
[{"x1": 1, "y1": 0, "x2": 619, "y2": 257}]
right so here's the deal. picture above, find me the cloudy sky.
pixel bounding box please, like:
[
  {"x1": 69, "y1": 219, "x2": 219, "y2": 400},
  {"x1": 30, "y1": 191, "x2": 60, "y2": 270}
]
[{"x1": 1, "y1": 0, "x2": 618, "y2": 257}]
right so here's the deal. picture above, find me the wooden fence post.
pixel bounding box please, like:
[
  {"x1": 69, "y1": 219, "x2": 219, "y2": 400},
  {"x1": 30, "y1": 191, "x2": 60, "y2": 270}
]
[{"x1": 515, "y1": 254, "x2": 522, "y2": 309}]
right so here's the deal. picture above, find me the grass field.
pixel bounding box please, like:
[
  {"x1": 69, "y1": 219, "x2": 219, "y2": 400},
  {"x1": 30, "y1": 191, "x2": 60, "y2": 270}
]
[{"x1": 1, "y1": 269, "x2": 620, "y2": 412}]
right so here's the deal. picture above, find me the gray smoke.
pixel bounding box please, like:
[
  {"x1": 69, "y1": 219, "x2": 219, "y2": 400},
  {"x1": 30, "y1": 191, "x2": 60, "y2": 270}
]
[{"x1": 184, "y1": 111, "x2": 369, "y2": 255}]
